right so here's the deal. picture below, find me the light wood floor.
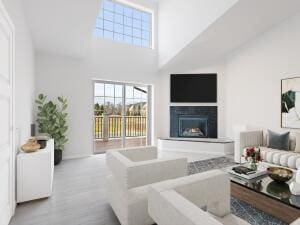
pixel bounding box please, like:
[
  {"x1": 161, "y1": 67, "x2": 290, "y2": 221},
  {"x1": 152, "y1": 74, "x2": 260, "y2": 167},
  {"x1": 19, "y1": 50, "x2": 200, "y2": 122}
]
[
  {"x1": 10, "y1": 151, "x2": 223, "y2": 225},
  {"x1": 10, "y1": 155, "x2": 120, "y2": 225}
]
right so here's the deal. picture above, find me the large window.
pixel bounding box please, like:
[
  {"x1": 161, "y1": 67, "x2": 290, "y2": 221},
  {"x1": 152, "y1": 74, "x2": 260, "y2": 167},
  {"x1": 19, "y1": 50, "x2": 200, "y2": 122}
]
[{"x1": 93, "y1": 0, "x2": 152, "y2": 48}]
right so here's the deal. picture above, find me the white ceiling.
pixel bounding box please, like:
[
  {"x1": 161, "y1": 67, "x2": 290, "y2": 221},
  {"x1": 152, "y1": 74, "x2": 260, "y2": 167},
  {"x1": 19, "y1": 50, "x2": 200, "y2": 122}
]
[
  {"x1": 161, "y1": 0, "x2": 300, "y2": 71},
  {"x1": 23, "y1": 0, "x2": 101, "y2": 58},
  {"x1": 22, "y1": 0, "x2": 300, "y2": 67}
]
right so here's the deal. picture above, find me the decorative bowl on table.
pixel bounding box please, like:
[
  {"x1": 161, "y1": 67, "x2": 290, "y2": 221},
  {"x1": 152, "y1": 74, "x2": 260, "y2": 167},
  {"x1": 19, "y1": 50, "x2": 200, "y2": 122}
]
[{"x1": 267, "y1": 167, "x2": 293, "y2": 183}]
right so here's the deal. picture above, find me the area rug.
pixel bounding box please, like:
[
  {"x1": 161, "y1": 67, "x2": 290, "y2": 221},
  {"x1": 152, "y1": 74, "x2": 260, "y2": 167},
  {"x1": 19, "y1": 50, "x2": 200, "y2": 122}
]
[{"x1": 188, "y1": 157, "x2": 287, "y2": 225}]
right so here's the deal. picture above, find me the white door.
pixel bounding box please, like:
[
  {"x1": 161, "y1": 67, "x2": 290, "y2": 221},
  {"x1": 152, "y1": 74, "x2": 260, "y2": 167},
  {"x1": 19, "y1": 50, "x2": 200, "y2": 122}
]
[{"x1": 0, "y1": 2, "x2": 15, "y2": 225}]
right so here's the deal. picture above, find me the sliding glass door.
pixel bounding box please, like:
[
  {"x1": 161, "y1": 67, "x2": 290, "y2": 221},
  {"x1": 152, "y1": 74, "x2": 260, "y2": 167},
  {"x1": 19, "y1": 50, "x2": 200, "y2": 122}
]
[
  {"x1": 93, "y1": 81, "x2": 150, "y2": 153},
  {"x1": 124, "y1": 85, "x2": 148, "y2": 148}
]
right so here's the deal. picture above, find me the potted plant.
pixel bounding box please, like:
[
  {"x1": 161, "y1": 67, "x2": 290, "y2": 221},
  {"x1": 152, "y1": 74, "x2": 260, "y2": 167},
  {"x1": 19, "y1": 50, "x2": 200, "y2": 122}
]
[{"x1": 35, "y1": 94, "x2": 68, "y2": 165}]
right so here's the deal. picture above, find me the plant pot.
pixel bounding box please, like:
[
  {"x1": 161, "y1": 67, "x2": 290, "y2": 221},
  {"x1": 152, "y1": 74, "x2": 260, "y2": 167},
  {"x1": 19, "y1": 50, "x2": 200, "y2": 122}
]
[{"x1": 54, "y1": 149, "x2": 62, "y2": 165}]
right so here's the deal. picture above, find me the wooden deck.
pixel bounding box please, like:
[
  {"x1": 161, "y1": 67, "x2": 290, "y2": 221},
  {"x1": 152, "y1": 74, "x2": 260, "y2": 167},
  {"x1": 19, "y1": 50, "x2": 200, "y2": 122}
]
[{"x1": 94, "y1": 137, "x2": 146, "y2": 153}]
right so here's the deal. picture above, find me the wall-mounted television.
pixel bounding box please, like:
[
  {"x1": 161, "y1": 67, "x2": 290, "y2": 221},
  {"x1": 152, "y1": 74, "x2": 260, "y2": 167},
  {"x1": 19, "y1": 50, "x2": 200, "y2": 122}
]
[{"x1": 170, "y1": 74, "x2": 217, "y2": 103}]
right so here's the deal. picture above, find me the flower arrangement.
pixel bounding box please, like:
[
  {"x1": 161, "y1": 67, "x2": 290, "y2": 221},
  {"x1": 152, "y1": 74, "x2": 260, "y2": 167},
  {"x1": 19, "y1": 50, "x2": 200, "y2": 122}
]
[{"x1": 244, "y1": 147, "x2": 261, "y2": 170}]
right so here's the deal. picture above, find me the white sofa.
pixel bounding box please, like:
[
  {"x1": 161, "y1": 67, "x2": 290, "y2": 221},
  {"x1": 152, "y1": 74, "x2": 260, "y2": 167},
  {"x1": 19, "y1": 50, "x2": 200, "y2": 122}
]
[
  {"x1": 148, "y1": 170, "x2": 250, "y2": 225},
  {"x1": 106, "y1": 146, "x2": 188, "y2": 225},
  {"x1": 237, "y1": 130, "x2": 300, "y2": 169}
]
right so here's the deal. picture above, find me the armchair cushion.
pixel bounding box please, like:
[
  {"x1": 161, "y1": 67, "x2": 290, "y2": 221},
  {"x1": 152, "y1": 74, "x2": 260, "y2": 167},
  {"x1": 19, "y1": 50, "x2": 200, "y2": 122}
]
[
  {"x1": 106, "y1": 146, "x2": 188, "y2": 189},
  {"x1": 151, "y1": 189, "x2": 223, "y2": 225},
  {"x1": 126, "y1": 157, "x2": 188, "y2": 189},
  {"x1": 148, "y1": 170, "x2": 250, "y2": 225},
  {"x1": 119, "y1": 146, "x2": 157, "y2": 162}
]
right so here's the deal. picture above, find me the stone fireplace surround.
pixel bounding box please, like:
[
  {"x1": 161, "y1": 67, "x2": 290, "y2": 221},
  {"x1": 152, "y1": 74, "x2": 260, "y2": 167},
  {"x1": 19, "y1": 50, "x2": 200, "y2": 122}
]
[{"x1": 170, "y1": 106, "x2": 218, "y2": 138}]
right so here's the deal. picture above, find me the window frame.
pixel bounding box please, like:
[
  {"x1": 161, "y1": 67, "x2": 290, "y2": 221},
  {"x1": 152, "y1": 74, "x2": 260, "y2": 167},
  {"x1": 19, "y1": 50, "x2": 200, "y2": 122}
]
[{"x1": 94, "y1": 0, "x2": 154, "y2": 49}]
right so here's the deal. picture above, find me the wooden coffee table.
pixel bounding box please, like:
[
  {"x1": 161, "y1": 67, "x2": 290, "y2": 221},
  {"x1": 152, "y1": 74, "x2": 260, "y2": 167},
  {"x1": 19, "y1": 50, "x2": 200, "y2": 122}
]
[{"x1": 228, "y1": 172, "x2": 300, "y2": 224}]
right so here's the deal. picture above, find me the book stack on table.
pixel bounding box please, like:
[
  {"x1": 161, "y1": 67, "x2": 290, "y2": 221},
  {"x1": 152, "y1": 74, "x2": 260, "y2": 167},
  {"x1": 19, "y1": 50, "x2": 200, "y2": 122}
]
[{"x1": 228, "y1": 165, "x2": 268, "y2": 179}]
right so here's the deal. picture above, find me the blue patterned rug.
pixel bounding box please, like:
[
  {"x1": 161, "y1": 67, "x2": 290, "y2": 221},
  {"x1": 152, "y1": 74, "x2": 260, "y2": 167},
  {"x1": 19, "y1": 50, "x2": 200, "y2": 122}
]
[{"x1": 188, "y1": 157, "x2": 287, "y2": 225}]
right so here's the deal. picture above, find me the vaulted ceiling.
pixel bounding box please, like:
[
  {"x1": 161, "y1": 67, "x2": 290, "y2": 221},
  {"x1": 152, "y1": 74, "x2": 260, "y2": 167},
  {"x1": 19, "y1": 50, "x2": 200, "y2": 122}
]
[
  {"x1": 160, "y1": 0, "x2": 300, "y2": 71},
  {"x1": 22, "y1": 0, "x2": 300, "y2": 70},
  {"x1": 23, "y1": 0, "x2": 101, "y2": 58}
]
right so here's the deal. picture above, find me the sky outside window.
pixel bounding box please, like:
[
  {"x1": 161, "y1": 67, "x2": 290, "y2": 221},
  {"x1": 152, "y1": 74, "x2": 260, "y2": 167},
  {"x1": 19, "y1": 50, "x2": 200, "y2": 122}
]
[{"x1": 93, "y1": 0, "x2": 152, "y2": 48}]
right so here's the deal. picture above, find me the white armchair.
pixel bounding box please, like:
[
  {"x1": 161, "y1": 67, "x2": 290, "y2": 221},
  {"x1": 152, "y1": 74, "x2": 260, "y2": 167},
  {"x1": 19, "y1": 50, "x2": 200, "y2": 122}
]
[
  {"x1": 148, "y1": 170, "x2": 250, "y2": 225},
  {"x1": 106, "y1": 146, "x2": 188, "y2": 225}
]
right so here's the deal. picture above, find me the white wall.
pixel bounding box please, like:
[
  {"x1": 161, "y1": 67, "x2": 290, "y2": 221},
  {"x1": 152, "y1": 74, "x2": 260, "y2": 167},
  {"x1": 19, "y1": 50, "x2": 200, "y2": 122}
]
[
  {"x1": 224, "y1": 12, "x2": 300, "y2": 138},
  {"x1": 157, "y1": 11, "x2": 300, "y2": 141},
  {"x1": 158, "y1": 0, "x2": 237, "y2": 68},
  {"x1": 33, "y1": 0, "x2": 159, "y2": 159},
  {"x1": 36, "y1": 39, "x2": 158, "y2": 159},
  {"x1": 3, "y1": 0, "x2": 35, "y2": 146},
  {"x1": 34, "y1": 0, "x2": 300, "y2": 158}
]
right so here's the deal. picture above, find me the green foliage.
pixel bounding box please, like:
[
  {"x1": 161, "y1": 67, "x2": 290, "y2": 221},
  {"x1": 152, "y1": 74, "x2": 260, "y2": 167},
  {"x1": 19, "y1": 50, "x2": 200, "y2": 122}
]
[
  {"x1": 35, "y1": 94, "x2": 68, "y2": 150},
  {"x1": 282, "y1": 90, "x2": 295, "y2": 113},
  {"x1": 94, "y1": 103, "x2": 104, "y2": 116}
]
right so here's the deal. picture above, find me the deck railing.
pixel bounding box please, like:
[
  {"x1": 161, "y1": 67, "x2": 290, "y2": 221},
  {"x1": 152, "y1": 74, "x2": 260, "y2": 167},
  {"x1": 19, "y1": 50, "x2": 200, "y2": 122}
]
[{"x1": 94, "y1": 115, "x2": 146, "y2": 140}]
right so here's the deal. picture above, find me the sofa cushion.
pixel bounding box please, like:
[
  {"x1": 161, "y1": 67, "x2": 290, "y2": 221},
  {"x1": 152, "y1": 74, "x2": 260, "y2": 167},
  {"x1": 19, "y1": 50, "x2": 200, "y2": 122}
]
[
  {"x1": 294, "y1": 132, "x2": 300, "y2": 153},
  {"x1": 279, "y1": 152, "x2": 297, "y2": 168},
  {"x1": 260, "y1": 147, "x2": 274, "y2": 160},
  {"x1": 261, "y1": 130, "x2": 295, "y2": 151},
  {"x1": 296, "y1": 158, "x2": 300, "y2": 169},
  {"x1": 267, "y1": 130, "x2": 290, "y2": 151},
  {"x1": 288, "y1": 154, "x2": 300, "y2": 169},
  {"x1": 260, "y1": 146, "x2": 300, "y2": 169},
  {"x1": 272, "y1": 151, "x2": 288, "y2": 165}
]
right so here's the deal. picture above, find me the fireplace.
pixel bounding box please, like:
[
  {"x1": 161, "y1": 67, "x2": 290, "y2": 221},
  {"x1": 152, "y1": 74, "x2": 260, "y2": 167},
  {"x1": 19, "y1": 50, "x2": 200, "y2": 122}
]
[
  {"x1": 170, "y1": 106, "x2": 217, "y2": 138},
  {"x1": 178, "y1": 115, "x2": 208, "y2": 137}
]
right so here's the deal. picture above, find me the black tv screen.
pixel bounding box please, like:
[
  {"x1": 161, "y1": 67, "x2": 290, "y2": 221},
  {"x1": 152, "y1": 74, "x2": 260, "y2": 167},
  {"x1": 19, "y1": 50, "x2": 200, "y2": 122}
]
[{"x1": 170, "y1": 74, "x2": 217, "y2": 103}]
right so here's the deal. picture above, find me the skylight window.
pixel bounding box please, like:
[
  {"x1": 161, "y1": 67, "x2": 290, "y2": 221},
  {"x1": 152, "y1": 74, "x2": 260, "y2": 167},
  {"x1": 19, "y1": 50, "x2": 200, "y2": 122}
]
[{"x1": 94, "y1": 0, "x2": 152, "y2": 49}]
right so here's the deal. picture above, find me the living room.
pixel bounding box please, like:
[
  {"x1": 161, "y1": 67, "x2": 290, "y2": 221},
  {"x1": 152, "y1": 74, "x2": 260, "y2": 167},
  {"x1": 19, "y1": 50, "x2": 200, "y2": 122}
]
[{"x1": 2, "y1": 0, "x2": 300, "y2": 225}]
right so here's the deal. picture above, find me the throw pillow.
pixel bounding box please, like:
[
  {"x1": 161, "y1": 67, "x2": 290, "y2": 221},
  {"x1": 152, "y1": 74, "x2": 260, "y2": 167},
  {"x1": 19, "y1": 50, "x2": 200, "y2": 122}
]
[
  {"x1": 267, "y1": 130, "x2": 290, "y2": 151},
  {"x1": 294, "y1": 132, "x2": 300, "y2": 153}
]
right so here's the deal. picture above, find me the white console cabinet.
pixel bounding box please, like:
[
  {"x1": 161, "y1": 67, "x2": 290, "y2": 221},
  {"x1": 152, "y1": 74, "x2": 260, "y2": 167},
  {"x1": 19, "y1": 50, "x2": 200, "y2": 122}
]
[{"x1": 17, "y1": 139, "x2": 54, "y2": 203}]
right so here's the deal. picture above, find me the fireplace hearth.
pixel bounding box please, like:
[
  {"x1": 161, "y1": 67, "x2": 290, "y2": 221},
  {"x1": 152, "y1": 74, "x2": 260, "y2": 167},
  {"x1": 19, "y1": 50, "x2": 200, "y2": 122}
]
[{"x1": 170, "y1": 106, "x2": 217, "y2": 138}]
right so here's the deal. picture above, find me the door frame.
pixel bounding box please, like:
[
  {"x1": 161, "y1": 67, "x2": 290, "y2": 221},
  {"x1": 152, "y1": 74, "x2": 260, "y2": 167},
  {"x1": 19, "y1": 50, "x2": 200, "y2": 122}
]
[
  {"x1": 91, "y1": 79, "x2": 152, "y2": 153},
  {"x1": 0, "y1": 0, "x2": 15, "y2": 222}
]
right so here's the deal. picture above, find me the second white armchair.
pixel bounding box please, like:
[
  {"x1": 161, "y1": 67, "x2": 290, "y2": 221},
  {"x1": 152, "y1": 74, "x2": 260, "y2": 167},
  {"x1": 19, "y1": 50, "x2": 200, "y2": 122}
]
[{"x1": 148, "y1": 170, "x2": 250, "y2": 225}]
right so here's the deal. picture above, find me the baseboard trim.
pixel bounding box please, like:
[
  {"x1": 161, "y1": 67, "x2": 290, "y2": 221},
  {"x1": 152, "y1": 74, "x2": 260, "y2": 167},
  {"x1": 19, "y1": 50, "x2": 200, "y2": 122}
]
[{"x1": 62, "y1": 154, "x2": 92, "y2": 160}]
